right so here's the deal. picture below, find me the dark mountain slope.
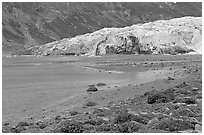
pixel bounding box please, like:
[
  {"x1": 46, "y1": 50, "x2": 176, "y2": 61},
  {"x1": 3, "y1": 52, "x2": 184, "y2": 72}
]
[{"x1": 2, "y1": 2, "x2": 202, "y2": 54}]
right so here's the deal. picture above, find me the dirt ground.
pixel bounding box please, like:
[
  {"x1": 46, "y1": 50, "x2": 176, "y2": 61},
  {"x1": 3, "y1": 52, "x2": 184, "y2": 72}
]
[{"x1": 2, "y1": 54, "x2": 202, "y2": 133}]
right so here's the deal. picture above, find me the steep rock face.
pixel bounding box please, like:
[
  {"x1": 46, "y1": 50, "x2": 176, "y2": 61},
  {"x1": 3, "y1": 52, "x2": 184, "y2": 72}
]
[
  {"x1": 2, "y1": 2, "x2": 202, "y2": 54},
  {"x1": 25, "y1": 17, "x2": 202, "y2": 56}
]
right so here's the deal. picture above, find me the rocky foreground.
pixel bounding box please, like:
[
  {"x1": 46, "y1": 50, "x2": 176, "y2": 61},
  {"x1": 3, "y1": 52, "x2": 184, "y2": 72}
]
[
  {"x1": 21, "y1": 16, "x2": 202, "y2": 56},
  {"x1": 2, "y1": 54, "x2": 202, "y2": 133}
]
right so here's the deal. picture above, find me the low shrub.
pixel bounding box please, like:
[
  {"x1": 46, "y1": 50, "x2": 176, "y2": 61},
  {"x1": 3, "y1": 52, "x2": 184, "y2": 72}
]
[
  {"x1": 147, "y1": 89, "x2": 175, "y2": 104},
  {"x1": 153, "y1": 118, "x2": 195, "y2": 132},
  {"x1": 70, "y1": 111, "x2": 78, "y2": 116},
  {"x1": 54, "y1": 120, "x2": 84, "y2": 133},
  {"x1": 114, "y1": 112, "x2": 131, "y2": 124}
]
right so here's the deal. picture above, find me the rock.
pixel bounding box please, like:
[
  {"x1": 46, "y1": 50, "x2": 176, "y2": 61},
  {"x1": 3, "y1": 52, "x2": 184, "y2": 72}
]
[
  {"x1": 3, "y1": 122, "x2": 10, "y2": 126},
  {"x1": 96, "y1": 82, "x2": 106, "y2": 86},
  {"x1": 36, "y1": 121, "x2": 48, "y2": 129},
  {"x1": 86, "y1": 86, "x2": 98, "y2": 92},
  {"x1": 107, "y1": 101, "x2": 113, "y2": 104},
  {"x1": 86, "y1": 101, "x2": 97, "y2": 107},
  {"x1": 11, "y1": 126, "x2": 26, "y2": 133},
  {"x1": 138, "y1": 112, "x2": 156, "y2": 120},
  {"x1": 195, "y1": 124, "x2": 202, "y2": 133},
  {"x1": 87, "y1": 84, "x2": 95, "y2": 87},
  {"x1": 196, "y1": 94, "x2": 202, "y2": 99},
  {"x1": 191, "y1": 87, "x2": 199, "y2": 91},
  {"x1": 42, "y1": 108, "x2": 46, "y2": 111},
  {"x1": 2, "y1": 125, "x2": 12, "y2": 133},
  {"x1": 10, "y1": 121, "x2": 31, "y2": 133},
  {"x1": 196, "y1": 99, "x2": 202, "y2": 105},
  {"x1": 143, "y1": 91, "x2": 151, "y2": 97},
  {"x1": 93, "y1": 107, "x2": 111, "y2": 114},
  {"x1": 147, "y1": 88, "x2": 175, "y2": 104},
  {"x1": 100, "y1": 117, "x2": 110, "y2": 122},
  {"x1": 172, "y1": 103, "x2": 182, "y2": 110},
  {"x1": 54, "y1": 115, "x2": 61, "y2": 121},
  {"x1": 70, "y1": 111, "x2": 78, "y2": 116},
  {"x1": 128, "y1": 110, "x2": 139, "y2": 116},
  {"x1": 168, "y1": 77, "x2": 174, "y2": 80},
  {"x1": 147, "y1": 118, "x2": 159, "y2": 127},
  {"x1": 173, "y1": 97, "x2": 183, "y2": 104}
]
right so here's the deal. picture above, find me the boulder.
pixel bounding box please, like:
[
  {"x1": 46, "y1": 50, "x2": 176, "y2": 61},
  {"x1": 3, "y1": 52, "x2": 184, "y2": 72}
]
[
  {"x1": 167, "y1": 77, "x2": 174, "y2": 80},
  {"x1": 96, "y1": 82, "x2": 106, "y2": 86},
  {"x1": 195, "y1": 124, "x2": 202, "y2": 133},
  {"x1": 36, "y1": 121, "x2": 48, "y2": 129},
  {"x1": 70, "y1": 111, "x2": 78, "y2": 116},
  {"x1": 86, "y1": 86, "x2": 98, "y2": 92},
  {"x1": 147, "y1": 118, "x2": 159, "y2": 127},
  {"x1": 85, "y1": 101, "x2": 97, "y2": 107}
]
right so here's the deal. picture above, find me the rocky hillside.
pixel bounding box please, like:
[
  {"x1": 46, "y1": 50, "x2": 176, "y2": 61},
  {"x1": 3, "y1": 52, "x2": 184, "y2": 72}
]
[
  {"x1": 2, "y1": 2, "x2": 202, "y2": 54},
  {"x1": 21, "y1": 16, "x2": 202, "y2": 56}
]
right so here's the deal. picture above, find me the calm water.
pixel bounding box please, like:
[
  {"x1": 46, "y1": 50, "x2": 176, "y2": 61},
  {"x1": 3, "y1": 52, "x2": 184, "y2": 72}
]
[{"x1": 2, "y1": 56, "x2": 168, "y2": 122}]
